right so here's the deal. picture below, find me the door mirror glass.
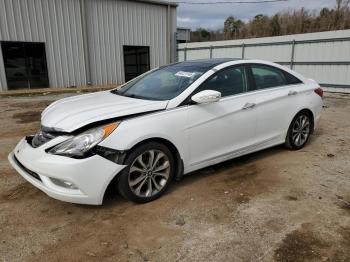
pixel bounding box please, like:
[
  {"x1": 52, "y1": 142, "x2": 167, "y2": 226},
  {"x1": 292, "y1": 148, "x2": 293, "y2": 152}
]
[{"x1": 191, "y1": 90, "x2": 221, "y2": 104}]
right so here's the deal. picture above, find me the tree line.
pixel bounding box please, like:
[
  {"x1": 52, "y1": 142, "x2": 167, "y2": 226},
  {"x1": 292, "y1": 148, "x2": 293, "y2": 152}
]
[{"x1": 190, "y1": 0, "x2": 350, "y2": 42}]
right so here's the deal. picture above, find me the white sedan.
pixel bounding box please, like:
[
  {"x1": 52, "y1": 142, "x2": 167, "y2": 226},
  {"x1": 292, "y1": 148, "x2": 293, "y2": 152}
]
[{"x1": 8, "y1": 59, "x2": 323, "y2": 205}]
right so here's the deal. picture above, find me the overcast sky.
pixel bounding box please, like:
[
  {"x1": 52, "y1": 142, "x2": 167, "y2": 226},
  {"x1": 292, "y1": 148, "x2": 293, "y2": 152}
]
[{"x1": 177, "y1": 0, "x2": 336, "y2": 30}]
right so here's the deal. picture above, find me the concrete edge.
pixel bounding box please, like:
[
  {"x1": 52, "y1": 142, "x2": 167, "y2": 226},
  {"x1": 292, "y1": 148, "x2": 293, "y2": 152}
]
[{"x1": 323, "y1": 87, "x2": 350, "y2": 94}]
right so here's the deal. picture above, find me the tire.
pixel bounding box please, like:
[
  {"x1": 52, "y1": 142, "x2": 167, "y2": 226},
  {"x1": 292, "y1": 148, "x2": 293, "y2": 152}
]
[
  {"x1": 285, "y1": 111, "x2": 313, "y2": 150},
  {"x1": 117, "y1": 142, "x2": 175, "y2": 203}
]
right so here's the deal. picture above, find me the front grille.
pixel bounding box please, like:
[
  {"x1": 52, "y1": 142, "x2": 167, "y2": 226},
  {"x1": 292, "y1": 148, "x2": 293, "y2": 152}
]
[{"x1": 13, "y1": 155, "x2": 42, "y2": 182}]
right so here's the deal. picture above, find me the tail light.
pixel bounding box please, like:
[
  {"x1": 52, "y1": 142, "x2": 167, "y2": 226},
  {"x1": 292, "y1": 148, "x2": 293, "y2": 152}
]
[{"x1": 314, "y1": 88, "x2": 323, "y2": 98}]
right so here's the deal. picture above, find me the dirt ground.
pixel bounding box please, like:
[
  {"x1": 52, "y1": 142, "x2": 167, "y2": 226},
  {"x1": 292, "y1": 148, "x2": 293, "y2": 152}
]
[{"x1": 0, "y1": 92, "x2": 349, "y2": 262}]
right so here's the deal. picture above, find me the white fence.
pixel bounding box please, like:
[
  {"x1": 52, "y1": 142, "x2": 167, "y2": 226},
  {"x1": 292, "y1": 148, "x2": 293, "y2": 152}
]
[{"x1": 177, "y1": 30, "x2": 350, "y2": 92}]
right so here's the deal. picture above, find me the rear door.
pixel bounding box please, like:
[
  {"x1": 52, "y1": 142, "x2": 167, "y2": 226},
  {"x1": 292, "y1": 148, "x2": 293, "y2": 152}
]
[
  {"x1": 248, "y1": 64, "x2": 304, "y2": 145},
  {"x1": 186, "y1": 65, "x2": 257, "y2": 169}
]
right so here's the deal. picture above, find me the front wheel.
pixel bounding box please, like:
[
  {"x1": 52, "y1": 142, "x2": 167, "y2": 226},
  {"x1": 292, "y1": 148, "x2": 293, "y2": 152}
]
[
  {"x1": 117, "y1": 142, "x2": 175, "y2": 203},
  {"x1": 285, "y1": 111, "x2": 312, "y2": 150}
]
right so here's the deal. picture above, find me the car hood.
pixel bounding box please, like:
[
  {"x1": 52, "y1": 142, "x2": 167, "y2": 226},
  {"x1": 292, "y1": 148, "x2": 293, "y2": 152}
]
[{"x1": 41, "y1": 91, "x2": 168, "y2": 132}]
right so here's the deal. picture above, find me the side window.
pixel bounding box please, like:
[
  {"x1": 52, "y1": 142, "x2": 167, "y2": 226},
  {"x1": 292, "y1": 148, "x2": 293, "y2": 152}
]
[
  {"x1": 285, "y1": 71, "x2": 303, "y2": 85},
  {"x1": 196, "y1": 66, "x2": 247, "y2": 97},
  {"x1": 251, "y1": 65, "x2": 287, "y2": 89}
]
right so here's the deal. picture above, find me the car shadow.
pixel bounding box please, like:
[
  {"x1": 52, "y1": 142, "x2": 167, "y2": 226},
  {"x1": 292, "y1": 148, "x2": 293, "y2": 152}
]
[
  {"x1": 167, "y1": 145, "x2": 286, "y2": 193},
  {"x1": 84, "y1": 137, "x2": 317, "y2": 209},
  {"x1": 97, "y1": 144, "x2": 288, "y2": 208}
]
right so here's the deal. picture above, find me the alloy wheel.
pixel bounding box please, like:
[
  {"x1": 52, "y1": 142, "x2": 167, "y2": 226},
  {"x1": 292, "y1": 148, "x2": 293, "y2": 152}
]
[
  {"x1": 292, "y1": 114, "x2": 310, "y2": 147},
  {"x1": 128, "y1": 150, "x2": 170, "y2": 198}
]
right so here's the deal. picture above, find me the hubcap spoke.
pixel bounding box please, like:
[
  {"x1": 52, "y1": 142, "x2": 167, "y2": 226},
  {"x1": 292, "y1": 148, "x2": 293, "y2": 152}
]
[
  {"x1": 292, "y1": 132, "x2": 299, "y2": 140},
  {"x1": 152, "y1": 152, "x2": 165, "y2": 169},
  {"x1": 295, "y1": 133, "x2": 301, "y2": 145},
  {"x1": 295, "y1": 118, "x2": 301, "y2": 129},
  {"x1": 129, "y1": 165, "x2": 144, "y2": 174},
  {"x1": 129, "y1": 174, "x2": 147, "y2": 187},
  {"x1": 147, "y1": 150, "x2": 155, "y2": 168},
  {"x1": 154, "y1": 161, "x2": 170, "y2": 172},
  {"x1": 135, "y1": 178, "x2": 148, "y2": 195},
  {"x1": 151, "y1": 177, "x2": 162, "y2": 191},
  {"x1": 153, "y1": 172, "x2": 169, "y2": 179},
  {"x1": 136, "y1": 155, "x2": 147, "y2": 169},
  {"x1": 301, "y1": 121, "x2": 309, "y2": 130},
  {"x1": 146, "y1": 178, "x2": 153, "y2": 197},
  {"x1": 300, "y1": 116, "x2": 305, "y2": 128}
]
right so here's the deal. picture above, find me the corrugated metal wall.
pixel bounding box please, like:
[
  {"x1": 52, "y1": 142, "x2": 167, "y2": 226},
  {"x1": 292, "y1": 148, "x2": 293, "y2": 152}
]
[
  {"x1": 178, "y1": 30, "x2": 350, "y2": 88},
  {"x1": 85, "y1": 0, "x2": 175, "y2": 85},
  {"x1": 0, "y1": 0, "x2": 87, "y2": 91},
  {"x1": 0, "y1": 0, "x2": 177, "y2": 91}
]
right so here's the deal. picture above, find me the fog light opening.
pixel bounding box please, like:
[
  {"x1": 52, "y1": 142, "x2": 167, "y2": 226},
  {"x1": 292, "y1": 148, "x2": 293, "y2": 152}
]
[{"x1": 50, "y1": 178, "x2": 78, "y2": 189}]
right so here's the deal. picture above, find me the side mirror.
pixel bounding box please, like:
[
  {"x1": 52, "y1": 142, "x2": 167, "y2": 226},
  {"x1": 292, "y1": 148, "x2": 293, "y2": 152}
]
[{"x1": 191, "y1": 90, "x2": 221, "y2": 104}]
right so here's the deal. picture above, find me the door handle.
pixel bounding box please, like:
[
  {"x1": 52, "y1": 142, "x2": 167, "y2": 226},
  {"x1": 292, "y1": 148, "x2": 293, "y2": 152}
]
[
  {"x1": 288, "y1": 90, "x2": 298, "y2": 96},
  {"x1": 242, "y1": 102, "x2": 256, "y2": 110}
]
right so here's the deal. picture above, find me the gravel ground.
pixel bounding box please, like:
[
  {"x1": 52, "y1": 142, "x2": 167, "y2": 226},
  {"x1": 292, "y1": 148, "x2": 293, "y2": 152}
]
[{"x1": 0, "y1": 92, "x2": 349, "y2": 262}]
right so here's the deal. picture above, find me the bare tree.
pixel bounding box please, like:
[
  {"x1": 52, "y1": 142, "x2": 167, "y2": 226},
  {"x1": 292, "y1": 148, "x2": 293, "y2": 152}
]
[{"x1": 188, "y1": 0, "x2": 350, "y2": 42}]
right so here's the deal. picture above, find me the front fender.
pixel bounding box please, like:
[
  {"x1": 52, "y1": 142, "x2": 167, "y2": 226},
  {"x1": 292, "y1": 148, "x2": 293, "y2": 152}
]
[{"x1": 98, "y1": 107, "x2": 190, "y2": 166}]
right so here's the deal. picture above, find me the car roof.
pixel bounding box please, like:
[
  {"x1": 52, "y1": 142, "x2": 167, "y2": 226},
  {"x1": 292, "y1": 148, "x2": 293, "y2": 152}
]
[
  {"x1": 167, "y1": 58, "x2": 240, "y2": 72},
  {"x1": 177, "y1": 58, "x2": 239, "y2": 68}
]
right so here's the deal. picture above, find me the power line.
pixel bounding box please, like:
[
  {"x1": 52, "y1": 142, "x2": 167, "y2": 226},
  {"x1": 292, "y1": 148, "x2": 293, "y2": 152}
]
[{"x1": 175, "y1": 0, "x2": 288, "y2": 4}]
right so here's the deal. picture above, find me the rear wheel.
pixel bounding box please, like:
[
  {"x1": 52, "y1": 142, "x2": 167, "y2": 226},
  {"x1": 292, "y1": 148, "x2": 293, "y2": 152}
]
[
  {"x1": 285, "y1": 111, "x2": 312, "y2": 150},
  {"x1": 117, "y1": 142, "x2": 175, "y2": 203}
]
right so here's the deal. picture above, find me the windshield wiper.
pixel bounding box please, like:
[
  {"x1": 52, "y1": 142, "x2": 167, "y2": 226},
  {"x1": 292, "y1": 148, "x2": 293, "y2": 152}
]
[
  {"x1": 124, "y1": 93, "x2": 148, "y2": 100},
  {"x1": 111, "y1": 89, "x2": 162, "y2": 101},
  {"x1": 111, "y1": 90, "x2": 144, "y2": 99},
  {"x1": 111, "y1": 89, "x2": 123, "y2": 95}
]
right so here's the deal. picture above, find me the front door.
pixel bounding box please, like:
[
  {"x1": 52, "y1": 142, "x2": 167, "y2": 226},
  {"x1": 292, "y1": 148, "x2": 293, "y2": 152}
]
[
  {"x1": 1, "y1": 41, "x2": 49, "y2": 90},
  {"x1": 186, "y1": 65, "x2": 257, "y2": 169}
]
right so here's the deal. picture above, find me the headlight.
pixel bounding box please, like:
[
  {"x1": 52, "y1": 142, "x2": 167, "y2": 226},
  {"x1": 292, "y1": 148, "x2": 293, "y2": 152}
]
[{"x1": 49, "y1": 122, "x2": 119, "y2": 157}]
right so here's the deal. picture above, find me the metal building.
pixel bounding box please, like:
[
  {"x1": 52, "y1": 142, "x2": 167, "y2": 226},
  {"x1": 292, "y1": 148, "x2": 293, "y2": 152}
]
[
  {"x1": 177, "y1": 27, "x2": 190, "y2": 43},
  {"x1": 0, "y1": 0, "x2": 177, "y2": 91}
]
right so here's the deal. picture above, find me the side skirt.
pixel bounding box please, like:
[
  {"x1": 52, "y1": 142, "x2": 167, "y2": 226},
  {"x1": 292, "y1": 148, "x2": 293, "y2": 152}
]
[{"x1": 184, "y1": 137, "x2": 284, "y2": 174}]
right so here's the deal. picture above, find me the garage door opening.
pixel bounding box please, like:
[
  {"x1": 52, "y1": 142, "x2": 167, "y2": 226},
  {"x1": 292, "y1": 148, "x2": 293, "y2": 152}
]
[
  {"x1": 123, "y1": 45, "x2": 150, "y2": 82},
  {"x1": 1, "y1": 41, "x2": 49, "y2": 90}
]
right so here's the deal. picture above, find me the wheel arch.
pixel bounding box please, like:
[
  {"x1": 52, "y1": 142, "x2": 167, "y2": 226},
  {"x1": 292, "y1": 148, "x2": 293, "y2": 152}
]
[
  {"x1": 102, "y1": 137, "x2": 184, "y2": 204},
  {"x1": 127, "y1": 137, "x2": 184, "y2": 181}
]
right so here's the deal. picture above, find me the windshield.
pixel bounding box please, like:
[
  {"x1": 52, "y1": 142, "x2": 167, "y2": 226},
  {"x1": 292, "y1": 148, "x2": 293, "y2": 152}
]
[{"x1": 112, "y1": 63, "x2": 209, "y2": 100}]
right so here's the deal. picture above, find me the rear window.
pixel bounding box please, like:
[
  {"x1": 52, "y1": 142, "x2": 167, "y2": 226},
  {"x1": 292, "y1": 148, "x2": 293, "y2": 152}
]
[
  {"x1": 251, "y1": 64, "x2": 302, "y2": 90},
  {"x1": 284, "y1": 71, "x2": 303, "y2": 85}
]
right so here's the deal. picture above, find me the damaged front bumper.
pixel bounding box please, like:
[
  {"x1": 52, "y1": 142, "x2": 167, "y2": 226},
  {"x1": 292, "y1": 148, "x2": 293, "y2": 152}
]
[{"x1": 8, "y1": 137, "x2": 126, "y2": 205}]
